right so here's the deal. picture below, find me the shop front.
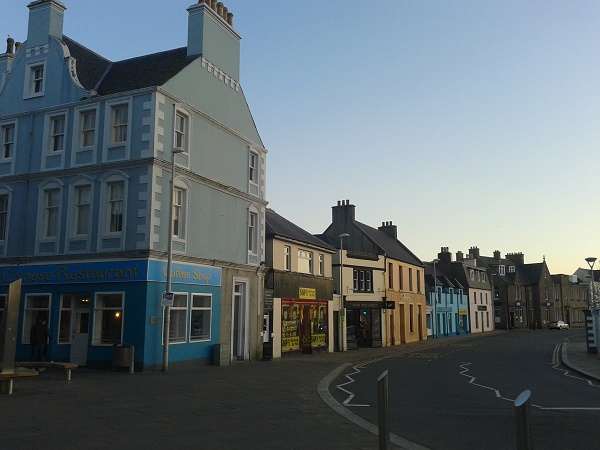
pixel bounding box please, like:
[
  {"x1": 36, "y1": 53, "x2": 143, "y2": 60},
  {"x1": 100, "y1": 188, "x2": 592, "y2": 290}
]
[
  {"x1": 281, "y1": 297, "x2": 328, "y2": 355},
  {"x1": 0, "y1": 259, "x2": 222, "y2": 370},
  {"x1": 345, "y1": 301, "x2": 383, "y2": 349}
]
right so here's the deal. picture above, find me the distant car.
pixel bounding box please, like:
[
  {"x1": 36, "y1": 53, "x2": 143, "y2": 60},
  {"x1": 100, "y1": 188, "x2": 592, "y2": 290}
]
[{"x1": 548, "y1": 320, "x2": 569, "y2": 330}]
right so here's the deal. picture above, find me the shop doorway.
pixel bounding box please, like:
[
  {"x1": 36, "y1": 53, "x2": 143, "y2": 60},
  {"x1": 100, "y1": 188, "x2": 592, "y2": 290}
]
[
  {"x1": 232, "y1": 281, "x2": 248, "y2": 361},
  {"x1": 70, "y1": 309, "x2": 89, "y2": 365}
]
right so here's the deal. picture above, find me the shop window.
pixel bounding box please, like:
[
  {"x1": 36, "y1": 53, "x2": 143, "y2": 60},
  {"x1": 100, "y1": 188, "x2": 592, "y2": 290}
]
[
  {"x1": 22, "y1": 294, "x2": 51, "y2": 344},
  {"x1": 190, "y1": 294, "x2": 211, "y2": 341},
  {"x1": 168, "y1": 294, "x2": 188, "y2": 343},
  {"x1": 93, "y1": 293, "x2": 123, "y2": 345}
]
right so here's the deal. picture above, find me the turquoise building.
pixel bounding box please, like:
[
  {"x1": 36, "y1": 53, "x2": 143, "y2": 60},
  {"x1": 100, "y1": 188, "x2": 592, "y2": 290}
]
[{"x1": 0, "y1": 0, "x2": 268, "y2": 369}]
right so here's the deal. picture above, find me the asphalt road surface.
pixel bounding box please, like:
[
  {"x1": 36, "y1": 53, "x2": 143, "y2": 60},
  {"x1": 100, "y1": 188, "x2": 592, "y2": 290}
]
[{"x1": 331, "y1": 330, "x2": 600, "y2": 449}]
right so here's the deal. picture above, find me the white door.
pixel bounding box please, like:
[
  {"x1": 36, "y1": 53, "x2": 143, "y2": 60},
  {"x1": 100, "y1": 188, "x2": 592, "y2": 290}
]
[
  {"x1": 70, "y1": 310, "x2": 89, "y2": 365},
  {"x1": 232, "y1": 281, "x2": 248, "y2": 360}
]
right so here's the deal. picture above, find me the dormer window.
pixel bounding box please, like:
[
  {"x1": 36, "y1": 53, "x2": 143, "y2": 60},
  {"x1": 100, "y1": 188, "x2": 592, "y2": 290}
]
[
  {"x1": 508, "y1": 266, "x2": 515, "y2": 273},
  {"x1": 499, "y1": 265, "x2": 505, "y2": 275}
]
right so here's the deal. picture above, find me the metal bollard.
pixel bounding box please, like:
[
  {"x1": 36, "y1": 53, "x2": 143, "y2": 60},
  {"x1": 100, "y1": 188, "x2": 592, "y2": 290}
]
[
  {"x1": 378, "y1": 370, "x2": 390, "y2": 450},
  {"x1": 515, "y1": 390, "x2": 533, "y2": 450}
]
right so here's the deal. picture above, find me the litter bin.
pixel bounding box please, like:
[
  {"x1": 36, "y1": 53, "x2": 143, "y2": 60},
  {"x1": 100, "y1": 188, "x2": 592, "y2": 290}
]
[{"x1": 112, "y1": 344, "x2": 135, "y2": 373}]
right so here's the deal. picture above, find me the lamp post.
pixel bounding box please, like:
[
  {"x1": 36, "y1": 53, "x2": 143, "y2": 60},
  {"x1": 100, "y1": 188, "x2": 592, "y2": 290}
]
[
  {"x1": 585, "y1": 257, "x2": 598, "y2": 356},
  {"x1": 162, "y1": 146, "x2": 185, "y2": 372},
  {"x1": 339, "y1": 233, "x2": 350, "y2": 352},
  {"x1": 431, "y1": 259, "x2": 440, "y2": 338}
]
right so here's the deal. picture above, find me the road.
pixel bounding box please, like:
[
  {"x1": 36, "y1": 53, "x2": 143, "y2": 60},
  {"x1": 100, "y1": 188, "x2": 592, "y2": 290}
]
[{"x1": 331, "y1": 330, "x2": 600, "y2": 449}]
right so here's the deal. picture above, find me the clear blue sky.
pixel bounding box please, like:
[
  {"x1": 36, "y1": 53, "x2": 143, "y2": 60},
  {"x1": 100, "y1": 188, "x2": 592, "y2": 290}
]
[{"x1": 3, "y1": 1, "x2": 599, "y2": 275}]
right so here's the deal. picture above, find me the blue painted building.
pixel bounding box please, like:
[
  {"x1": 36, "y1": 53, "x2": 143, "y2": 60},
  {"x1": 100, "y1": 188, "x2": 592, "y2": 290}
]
[
  {"x1": 0, "y1": 0, "x2": 268, "y2": 369},
  {"x1": 424, "y1": 263, "x2": 470, "y2": 338}
]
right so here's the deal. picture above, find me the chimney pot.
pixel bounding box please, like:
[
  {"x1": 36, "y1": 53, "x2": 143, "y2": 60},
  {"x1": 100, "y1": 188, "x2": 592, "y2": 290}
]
[
  {"x1": 227, "y1": 12, "x2": 233, "y2": 25},
  {"x1": 6, "y1": 37, "x2": 14, "y2": 54},
  {"x1": 217, "y1": 2, "x2": 224, "y2": 16},
  {"x1": 223, "y1": 6, "x2": 228, "y2": 20}
]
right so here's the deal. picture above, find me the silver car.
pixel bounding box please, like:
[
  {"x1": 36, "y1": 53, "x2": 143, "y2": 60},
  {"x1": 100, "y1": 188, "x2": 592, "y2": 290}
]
[{"x1": 548, "y1": 320, "x2": 569, "y2": 330}]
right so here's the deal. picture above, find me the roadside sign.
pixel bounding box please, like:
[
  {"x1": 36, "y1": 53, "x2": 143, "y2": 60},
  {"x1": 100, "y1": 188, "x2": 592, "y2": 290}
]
[{"x1": 162, "y1": 292, "x2": 174, "y2": 307}]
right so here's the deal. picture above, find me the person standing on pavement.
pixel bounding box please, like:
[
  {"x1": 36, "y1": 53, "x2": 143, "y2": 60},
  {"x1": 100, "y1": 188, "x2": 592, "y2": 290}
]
[{"x1": 30, "y1": 317, "x2": 51, "y2": 363}]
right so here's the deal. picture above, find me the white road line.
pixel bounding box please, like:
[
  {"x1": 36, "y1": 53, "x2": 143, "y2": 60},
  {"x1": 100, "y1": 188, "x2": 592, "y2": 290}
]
[
  {"x1": 460, "y1": 362, "x2": 600, "y2": 411},
  {"x1": 336, "y1": 365, "x2": 370, "y2": 407}
]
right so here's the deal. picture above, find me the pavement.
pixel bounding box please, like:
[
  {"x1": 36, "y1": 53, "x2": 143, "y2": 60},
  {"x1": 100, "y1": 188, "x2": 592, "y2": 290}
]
[{"x1": 1, "y1": 330, "x2": 598, "y2": 450}]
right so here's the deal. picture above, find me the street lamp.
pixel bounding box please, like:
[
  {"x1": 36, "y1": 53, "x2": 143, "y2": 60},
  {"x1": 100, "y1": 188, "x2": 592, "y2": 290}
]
[
  {"x1": 163, "y1": 146, "x2": 185, "y2": 372},
  {"x1": 430, "y1": 259, "x2": 440, "y2": 338},
  {"x1": 585, "y1": 257, "x2": 598, "y2": 355},
  {"x1": 339, "y1": 233, "x2": 350, "y2": 352}
]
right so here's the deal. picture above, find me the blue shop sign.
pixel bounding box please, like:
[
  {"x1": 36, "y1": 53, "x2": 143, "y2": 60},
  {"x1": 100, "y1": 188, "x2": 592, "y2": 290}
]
[
  {"x1": 0, "y1": 260, "x2": 222, "y2": 287},
  {"x1": 147, "y1": 260, "x2": 221, "y2": 286},
  {"x1": 0, "y1": 261, "x2": 148, "y2": 285}
]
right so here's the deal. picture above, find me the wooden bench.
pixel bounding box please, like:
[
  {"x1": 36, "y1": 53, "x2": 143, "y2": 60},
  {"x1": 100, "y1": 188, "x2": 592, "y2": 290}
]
[
  {"x1": 15, "y1": 362, "x2": 79, "y2": 381},
  {"x1": 1, "y1": 370, "x2": 39, "y2": 395}
]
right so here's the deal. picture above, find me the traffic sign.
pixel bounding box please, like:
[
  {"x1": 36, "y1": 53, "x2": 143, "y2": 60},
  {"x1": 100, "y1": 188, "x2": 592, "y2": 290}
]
[{"x1": 162, "y1": 292, "x2": 174, "y2": 307}]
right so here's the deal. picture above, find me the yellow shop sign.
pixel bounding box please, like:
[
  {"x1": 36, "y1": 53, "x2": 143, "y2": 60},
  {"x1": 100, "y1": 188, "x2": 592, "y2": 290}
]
[{"x1": 299, "y1": 288, "x2": 316, "y2": 299}]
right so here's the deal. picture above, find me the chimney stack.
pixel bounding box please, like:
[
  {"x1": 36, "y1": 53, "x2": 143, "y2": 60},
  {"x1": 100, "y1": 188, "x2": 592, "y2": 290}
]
[
  {"x1": 187, "y1": 0, "x2": 240, "y2": 79},
  {"x1": 456, "y1": 250, "x2": 464, "y2": 261},
  {"x1": 378, "y1": 221, "x2": 397, "y2": 240},
  {"x1": 493, "y1": 250, "x2": 501, "y2": 260},
  {"x1": 27, "y1": 0, "x2": 67, "y2": 48},
  {"x1": 469, "y1": 246, "x2": 480, "y2": 259},
  {"x1": 6, "y1": 37, "x2": 14, "y2": 54},
  {"x1": 438, "y1": 247, "x2": 452, "y2": 264}
]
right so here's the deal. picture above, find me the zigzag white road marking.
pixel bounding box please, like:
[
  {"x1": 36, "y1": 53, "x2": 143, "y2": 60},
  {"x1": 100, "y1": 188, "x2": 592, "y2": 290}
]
[
  {"x1": 459, "y1": 361, "x2": 600, "y2": 411},
  {"x1": 336, "y1": 365, "x2": 370, "y2": 407}
]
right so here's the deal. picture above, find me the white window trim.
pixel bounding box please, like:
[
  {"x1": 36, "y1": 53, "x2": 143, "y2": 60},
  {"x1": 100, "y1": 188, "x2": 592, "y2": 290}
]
[
  {"x1": 35, "y1": 179, "x2": 63, "y2": 252},
  {"x1": 172, "y1": 178, "x2": 191, "y2": 252},
  {"x1": 92, "y1": 291, "x2": 125, "y2": 346},
  {"x1": 163, "y1": 292, "x2": 188, "y2": 345},
  {"x1": 173, "y1": 107, "x2": 192, "y2": 153},
  {"x1": 249, "y1": 150, "x2": 259, "y2": 186},
  {"x1": 0, "y1": 186, "x2": 13, "y2": 250},
  {"x1": 0, "y1": 120, "x2": 17, "y2": 164},
  {"x1": 103, "y1": 98, "x2": 132, "y2": 161},
  {"x1": 66, "y1": 176, "x2": 94, "y2": 252},
  {"x1": 97, "y1": 171, "x2": 128, "y2": 250},
  {"x1": 24, "y1": 60, "x2": 46, "y2": 99},
  {"x1": 248, "y1": 208, "x2": 259, "y2": 258},
  {"x1": 41, "y1": 111, "x2": 68, "y2": 171},
  {"x1": 22, "y1": 293, "x2": 52, "y2": 344},
  {"x1": 71, "y1": 105, "x2": 99, "y2": 166},
  {"x1": 189, "y1": 293, "x2": 212, "y2": 342}
]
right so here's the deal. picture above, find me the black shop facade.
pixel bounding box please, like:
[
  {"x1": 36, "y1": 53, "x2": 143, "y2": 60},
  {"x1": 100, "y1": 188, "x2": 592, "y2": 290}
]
[{"x1": 345, "y1": 300, "x2": 389, "y2": 349}]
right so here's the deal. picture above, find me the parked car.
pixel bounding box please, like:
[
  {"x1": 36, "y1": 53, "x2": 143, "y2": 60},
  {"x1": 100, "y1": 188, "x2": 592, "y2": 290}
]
[{"x1": 548, "y1": 320, "x2": 569, "y2": 330}]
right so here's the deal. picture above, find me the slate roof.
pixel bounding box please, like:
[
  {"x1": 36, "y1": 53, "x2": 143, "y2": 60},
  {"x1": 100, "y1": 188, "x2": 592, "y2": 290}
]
[
  {"x1": 62, "y1": 36, "x2": 198, "y2": 96},
  {"x1": 265, "y1": 209, "x2": 335, "y2": 252},
  {"x1": 355, "y1": 222, "x2": 423, "y2": 267}
]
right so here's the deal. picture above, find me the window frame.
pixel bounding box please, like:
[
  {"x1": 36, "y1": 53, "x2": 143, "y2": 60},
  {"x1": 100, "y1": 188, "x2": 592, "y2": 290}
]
[
  {"x1": 111, "y1": 104, "x2": 129, "y2": 145},
  {"x1": 190, "y1": 294, "x2": 212, "y2": 342},
  {"x1": 284, "y1": 246, "x2": 291, "y2": 271},
  {"x1": 1, "y1": 122, "x2": 16, "y2": 160},
  {"x1": 248, "y1": 211, "x2": 258, "y2": 256},
  {"x1": 24, "y1": 61, "x2": 46, "y2": 98},
  {"x1": 174, "y1": 109, "x2": 190, "y2": 152},
  {"x1": 74, "y1": 184, "x2": 92, "y2": 237},
  {"x1": 92, "y1": 292, "x2": 124, "y2": 346},
  {"x1": 318, "y1": 254, "x2": 325, "y2": 276},
  {"x1": 167, "y1": 293, "x2": 188, "y2": 344},
  {"x1": 0, "y1": 193, "x2": 9, "y2": 242},
  {"x1": 249, "y1": 151, "x2": 258, "y2": 185},
  {"x1": 22, "y1": 294, "x2": 51, "y2": 344},
  {"x1": 107, "y1": 180, "x2": 125, "y2": 234},
  {"x1": 353, "y1": 269, "x2": 373, "y2": 293}
]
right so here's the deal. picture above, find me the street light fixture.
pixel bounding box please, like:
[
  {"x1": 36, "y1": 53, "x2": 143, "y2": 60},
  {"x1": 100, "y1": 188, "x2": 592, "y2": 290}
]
[
  {"x1": 431, "y1": 258, "x2": 445, "y2": 338},
  {"x1": 163, "y1": 146, "x2": 186, "y2": 372},
  {"x1": 585, "y1": 257, "x2": 598, "y2": 356},
  {"x1": 339, "y1": 233, "x2": 350, "y2": 352}
]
